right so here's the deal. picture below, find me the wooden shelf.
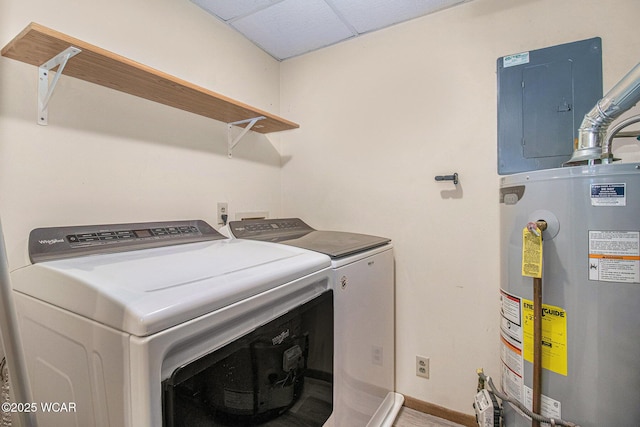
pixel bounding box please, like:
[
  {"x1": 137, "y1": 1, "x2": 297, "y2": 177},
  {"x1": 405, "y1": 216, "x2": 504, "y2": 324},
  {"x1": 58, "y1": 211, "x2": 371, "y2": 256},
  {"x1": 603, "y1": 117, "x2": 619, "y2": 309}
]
[{"x1": 1, "y1": 22, "x2": 299, "y2": 134}]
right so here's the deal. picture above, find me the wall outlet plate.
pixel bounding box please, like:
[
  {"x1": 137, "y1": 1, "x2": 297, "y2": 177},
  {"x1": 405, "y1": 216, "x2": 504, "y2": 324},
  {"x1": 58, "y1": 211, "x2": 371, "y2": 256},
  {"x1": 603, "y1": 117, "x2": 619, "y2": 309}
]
[
  {"x1": 416, "y1": 355, "x2": 429, "y2": 379},
  {"x1": 217, "y1": 202, "x2": 228, "y2": 225}
]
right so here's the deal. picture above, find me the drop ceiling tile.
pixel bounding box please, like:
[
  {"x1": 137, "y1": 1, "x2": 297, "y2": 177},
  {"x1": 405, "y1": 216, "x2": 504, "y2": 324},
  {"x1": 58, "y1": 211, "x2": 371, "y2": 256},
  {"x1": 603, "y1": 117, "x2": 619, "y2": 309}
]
[
  {"x1": 191, "y1": 0, "x2": 282, "y2": 22},
  {"x1": 191, "y1": 0, "x2": 474, "y2": 60},
  {"x1": 329, "y1": 0, "x2": 468, "y2": 34},
  {"x1": 231, "y1": 0, "x2": 355, "y2": 60}
]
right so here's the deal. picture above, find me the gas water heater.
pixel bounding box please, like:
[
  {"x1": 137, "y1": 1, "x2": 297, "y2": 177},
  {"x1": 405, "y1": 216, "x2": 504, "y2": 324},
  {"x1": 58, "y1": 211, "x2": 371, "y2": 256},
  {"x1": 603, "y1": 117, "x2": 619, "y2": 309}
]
[{"x1": 498, "y1": 62, "x2": 640, "y2": 426}]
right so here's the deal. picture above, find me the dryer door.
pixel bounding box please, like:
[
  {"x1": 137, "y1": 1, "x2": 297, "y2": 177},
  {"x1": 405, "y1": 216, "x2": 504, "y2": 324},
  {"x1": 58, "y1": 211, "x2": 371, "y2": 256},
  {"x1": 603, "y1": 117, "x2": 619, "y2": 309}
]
[{"x1": 163, "y1": 290, "x2": 333, "y2": 427}]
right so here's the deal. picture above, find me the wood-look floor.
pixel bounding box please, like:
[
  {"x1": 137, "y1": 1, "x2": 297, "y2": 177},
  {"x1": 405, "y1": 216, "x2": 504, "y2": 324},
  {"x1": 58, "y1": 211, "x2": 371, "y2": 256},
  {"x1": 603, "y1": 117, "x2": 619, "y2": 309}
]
[{"x1": 394, "y1": 407, "x2": 467, "y2": 427}]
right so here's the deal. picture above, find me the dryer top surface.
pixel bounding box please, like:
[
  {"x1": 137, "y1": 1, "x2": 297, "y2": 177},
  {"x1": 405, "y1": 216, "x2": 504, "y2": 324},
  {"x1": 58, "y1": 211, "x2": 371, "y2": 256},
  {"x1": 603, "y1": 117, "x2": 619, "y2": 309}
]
[{"x1": 12, "y1": 238, "x2": 330, "y2": 336}]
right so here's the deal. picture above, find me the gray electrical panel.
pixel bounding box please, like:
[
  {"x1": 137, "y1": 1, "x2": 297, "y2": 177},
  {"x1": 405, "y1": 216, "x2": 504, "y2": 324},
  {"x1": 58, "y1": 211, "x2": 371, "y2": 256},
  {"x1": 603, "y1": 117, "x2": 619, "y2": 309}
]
[{"x1": 497, "y1": 38, "x2": 602, "y2": 175}]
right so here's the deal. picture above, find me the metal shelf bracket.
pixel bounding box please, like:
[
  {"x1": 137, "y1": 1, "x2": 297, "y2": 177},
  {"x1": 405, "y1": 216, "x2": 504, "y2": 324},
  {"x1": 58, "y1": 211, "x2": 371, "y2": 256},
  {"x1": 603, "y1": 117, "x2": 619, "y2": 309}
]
[
  {"x1": 38, "y1": 46, "x2": 81, "y2": 125},
  {"x1": 227, "y1": 116, "x2": 266, "y2": 158}
]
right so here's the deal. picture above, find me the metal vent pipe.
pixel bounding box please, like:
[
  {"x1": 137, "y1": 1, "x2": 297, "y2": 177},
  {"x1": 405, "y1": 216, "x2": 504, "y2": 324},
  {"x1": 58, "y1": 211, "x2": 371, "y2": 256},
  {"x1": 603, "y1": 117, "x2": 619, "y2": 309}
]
[{"x1": 566, "y1": 61, "x2": 640, "y2": 165}]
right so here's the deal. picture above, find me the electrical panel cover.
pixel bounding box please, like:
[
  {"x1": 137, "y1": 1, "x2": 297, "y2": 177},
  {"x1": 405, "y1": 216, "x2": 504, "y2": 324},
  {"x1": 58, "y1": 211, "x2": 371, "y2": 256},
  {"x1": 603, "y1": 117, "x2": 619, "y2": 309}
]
[{"x1": 497, "y1": 38, "x2": 602, "y2": 175}]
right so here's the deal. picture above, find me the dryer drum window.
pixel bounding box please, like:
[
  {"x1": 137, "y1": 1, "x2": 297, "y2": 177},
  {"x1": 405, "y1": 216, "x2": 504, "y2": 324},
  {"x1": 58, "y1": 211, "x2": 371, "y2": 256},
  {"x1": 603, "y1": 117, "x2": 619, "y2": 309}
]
[{"x1": 162, "y1": 290, "x2": 334, "y2": 426}]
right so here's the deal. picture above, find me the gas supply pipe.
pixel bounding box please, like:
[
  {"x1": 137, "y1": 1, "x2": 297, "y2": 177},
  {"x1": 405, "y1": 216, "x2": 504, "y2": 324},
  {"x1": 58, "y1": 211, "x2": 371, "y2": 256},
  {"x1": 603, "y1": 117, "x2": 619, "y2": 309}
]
[{"x1": 524, "y1": 220, "x2": 547, "y2": 427}]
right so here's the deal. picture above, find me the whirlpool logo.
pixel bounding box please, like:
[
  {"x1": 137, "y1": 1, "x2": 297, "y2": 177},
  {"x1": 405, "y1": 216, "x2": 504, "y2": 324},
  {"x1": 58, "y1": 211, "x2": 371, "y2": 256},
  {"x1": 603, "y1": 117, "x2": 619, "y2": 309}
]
[
  {"x1": 39, "y1": 239, "x2": 64, "y2": 245},
  {"x1": 272, "y1": 329, "x2": 290, "y2": 345}
]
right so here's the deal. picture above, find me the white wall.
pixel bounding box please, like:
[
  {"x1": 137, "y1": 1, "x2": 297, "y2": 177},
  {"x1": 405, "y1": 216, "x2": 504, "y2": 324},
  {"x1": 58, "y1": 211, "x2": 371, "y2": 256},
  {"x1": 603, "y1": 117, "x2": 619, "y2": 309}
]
[
  {"x1": 0, "y1": 0, "x2": 286, "y2": 271},
  {"x1": 279, "y1": 0, "x2": 640, "y2": 415}
]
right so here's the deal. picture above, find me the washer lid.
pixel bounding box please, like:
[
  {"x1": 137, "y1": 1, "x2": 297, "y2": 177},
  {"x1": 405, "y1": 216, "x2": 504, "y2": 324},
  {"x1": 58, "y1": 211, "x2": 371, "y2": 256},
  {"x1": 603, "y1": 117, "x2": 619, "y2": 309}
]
[
  {"x1": 283, "y1": 231, "x2": 390, "y2": 258},
  {"x1": 228, "y1": 218, "x2": 390, "y2": 258},
  {"x1": 11, "y1": 239, "x2": 331, "y2": 336}
]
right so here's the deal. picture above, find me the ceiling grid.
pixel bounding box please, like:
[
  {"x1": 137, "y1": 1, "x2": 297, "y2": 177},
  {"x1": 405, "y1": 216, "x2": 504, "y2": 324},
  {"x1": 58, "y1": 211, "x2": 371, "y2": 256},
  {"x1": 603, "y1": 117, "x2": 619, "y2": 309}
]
[{"x1": 191, "y1": 0, "x2": 473, "y2": 60}]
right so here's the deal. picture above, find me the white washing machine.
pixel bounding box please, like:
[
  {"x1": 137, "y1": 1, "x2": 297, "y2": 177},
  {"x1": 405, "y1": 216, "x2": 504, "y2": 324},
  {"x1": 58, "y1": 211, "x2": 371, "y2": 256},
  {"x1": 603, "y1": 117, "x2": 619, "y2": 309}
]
[
  {"x1": 8, "y1": 220, "x2": 335, "y2": 427},
  {"x1": 225, "y1": 218, "x2": 403, "y2": 427}
]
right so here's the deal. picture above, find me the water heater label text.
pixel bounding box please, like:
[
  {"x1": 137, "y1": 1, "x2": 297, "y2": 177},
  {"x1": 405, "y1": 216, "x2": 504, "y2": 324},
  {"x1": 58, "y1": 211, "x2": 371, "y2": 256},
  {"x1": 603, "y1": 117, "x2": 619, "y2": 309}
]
[{"x1": 591, "y1": 183, "x2": 626, "y2": 206}]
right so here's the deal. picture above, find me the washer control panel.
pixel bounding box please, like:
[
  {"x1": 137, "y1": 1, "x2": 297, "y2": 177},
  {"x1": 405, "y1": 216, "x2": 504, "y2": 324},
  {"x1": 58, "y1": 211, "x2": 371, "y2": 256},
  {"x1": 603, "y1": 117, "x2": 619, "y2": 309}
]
[
  {"x1": 29, "y1": 220, "x2": 223, "y2": 263},
  {"x1": 229, "y1": 218, "x2": 313, "y2": 241},
  {"x1": 65, "y1": 225, "x2": 201, "y2": 244}
]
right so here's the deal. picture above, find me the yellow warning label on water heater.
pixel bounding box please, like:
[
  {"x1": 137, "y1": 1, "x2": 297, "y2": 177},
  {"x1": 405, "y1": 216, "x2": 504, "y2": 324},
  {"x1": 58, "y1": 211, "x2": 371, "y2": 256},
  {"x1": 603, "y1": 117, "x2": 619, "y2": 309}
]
[
  {"x1": 522, "y1": 300, "x2": 567, "y2": 376},
  {"x1": 522, "y1": 227, "x2": 543, "y2": 278}
]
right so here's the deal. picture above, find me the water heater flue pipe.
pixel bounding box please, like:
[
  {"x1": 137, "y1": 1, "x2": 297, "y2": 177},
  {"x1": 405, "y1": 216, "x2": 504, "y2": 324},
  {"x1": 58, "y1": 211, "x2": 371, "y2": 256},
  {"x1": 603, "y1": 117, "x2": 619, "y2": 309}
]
[{"x1": 566, "y1": 61, "x2": 640, "y2": 165}]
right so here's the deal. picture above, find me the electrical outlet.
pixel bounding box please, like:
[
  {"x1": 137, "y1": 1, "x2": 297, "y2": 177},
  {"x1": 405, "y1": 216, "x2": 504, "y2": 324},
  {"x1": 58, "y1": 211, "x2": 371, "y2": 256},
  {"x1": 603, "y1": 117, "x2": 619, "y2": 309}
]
[
  {"x1": 217, "y1": 202, "x2": 228, "y2": 225},
  {"x1": 372, "y1": 346, "x2": 383, "y2": 366},
  {"x1": 416, "y1": 355, "x2": 429, "y2": 379}
]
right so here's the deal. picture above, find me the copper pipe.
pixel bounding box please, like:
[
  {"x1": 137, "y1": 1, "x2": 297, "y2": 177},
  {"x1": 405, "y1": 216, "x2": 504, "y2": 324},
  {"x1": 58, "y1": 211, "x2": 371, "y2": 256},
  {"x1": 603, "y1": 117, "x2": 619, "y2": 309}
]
[
  {"x1": 532, "y1": 276, "x2": 543, "y2": 427},
  {"x1": 532, "y1": 220, "x2": 547, "y2": 427}
]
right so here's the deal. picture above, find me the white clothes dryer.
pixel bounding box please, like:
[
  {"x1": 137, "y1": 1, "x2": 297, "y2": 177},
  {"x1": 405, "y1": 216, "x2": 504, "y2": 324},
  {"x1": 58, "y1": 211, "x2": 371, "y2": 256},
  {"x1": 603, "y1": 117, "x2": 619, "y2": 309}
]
[
  {"x1": 9, "y1": 220, "x2": 334, "y2": 427},
  {"x1": 225, "y1": 218, "x2": 403, "y2": 427}
]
